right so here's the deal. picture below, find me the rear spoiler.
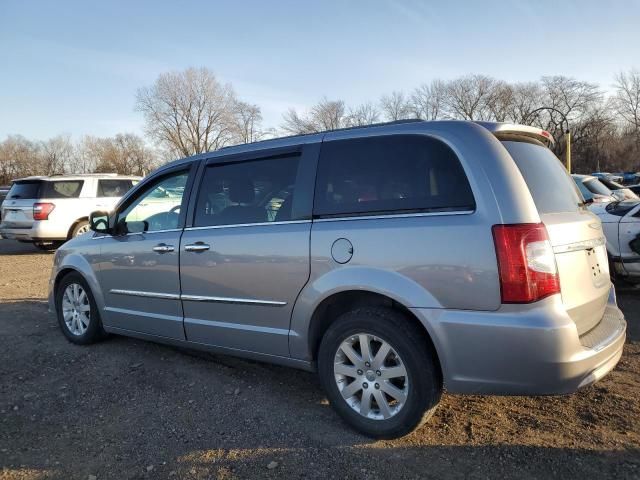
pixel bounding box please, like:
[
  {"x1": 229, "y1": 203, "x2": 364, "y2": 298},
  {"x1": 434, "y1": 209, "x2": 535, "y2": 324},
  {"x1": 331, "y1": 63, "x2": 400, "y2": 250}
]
[{"x1": 475, "y1": 122, "x2": 555, "y2": 146}]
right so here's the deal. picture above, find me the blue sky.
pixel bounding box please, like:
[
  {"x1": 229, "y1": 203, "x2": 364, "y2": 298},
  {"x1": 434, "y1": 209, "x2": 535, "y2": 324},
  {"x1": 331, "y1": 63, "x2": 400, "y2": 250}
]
[{"x1": 1, "y1": 0, "x2": 639, "y2": 140}]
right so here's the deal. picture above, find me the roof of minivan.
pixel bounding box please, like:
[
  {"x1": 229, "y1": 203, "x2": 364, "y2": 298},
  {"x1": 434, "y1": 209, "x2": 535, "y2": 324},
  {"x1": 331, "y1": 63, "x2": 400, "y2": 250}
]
[{"x1": 157, "y1": 119, "x2": 553, "y2": 172}]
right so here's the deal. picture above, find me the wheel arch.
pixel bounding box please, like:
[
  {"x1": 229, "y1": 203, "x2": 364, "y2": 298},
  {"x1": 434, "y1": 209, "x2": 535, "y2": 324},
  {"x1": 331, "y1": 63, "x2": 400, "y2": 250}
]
[
  {"x1": 298, "y1": 289, "x2": 443, "y2": 382},
  {"x1": 52, "y1": 253, "x2": 105, "y2": 314},
  {"x1": 67, "y1": 217, "x2": 89, "y2": 239}
]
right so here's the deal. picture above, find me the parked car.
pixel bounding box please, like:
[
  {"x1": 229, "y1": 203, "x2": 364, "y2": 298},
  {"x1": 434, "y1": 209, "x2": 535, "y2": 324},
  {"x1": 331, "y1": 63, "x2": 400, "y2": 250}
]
[
  {"x1": 0, "y1": 174, "x2": 140, "y2": 250},
  {"x1": 0, "y1": 186, "x2": 10, "y2": 221},
  {"x1": 613, "y1": 172, "x2": 640, "y2": 185},
  {"x1": 592, "y1": 172, "x2": 624, "y2": 183},
  {"x1": 588, "y1": 200, "x2": 640, "y2": 282},
  {"x1": 597, "y1": 177, "x2": 639, "y2": 201},
  {"x1": 572, "y1": 174, "x2": 617, "y2": 203},
  {"x1": 49, "y1": 120, "x2": 626, "y2": 439}
]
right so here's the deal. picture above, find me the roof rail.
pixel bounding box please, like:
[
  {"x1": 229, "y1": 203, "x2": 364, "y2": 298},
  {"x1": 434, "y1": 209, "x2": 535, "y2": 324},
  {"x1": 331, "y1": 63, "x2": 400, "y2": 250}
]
[{"x1": 217, "y1": 118, "x2": 425, "y2": 151}]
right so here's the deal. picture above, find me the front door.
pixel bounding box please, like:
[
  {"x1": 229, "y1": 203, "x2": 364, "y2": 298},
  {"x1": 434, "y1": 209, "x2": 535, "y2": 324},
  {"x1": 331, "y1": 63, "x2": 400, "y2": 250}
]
[
  {"x1": 97, "y1": 166, "x2": 194, "y2": 339},
  {"x1": 180, "y1": 147, "x2": 316, "y2": 356}
]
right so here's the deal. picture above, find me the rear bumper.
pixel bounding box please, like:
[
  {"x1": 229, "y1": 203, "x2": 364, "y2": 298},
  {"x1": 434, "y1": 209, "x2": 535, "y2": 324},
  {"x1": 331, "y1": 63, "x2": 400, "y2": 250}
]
[
  {"x1": 0, "y1": 222, "x2": 67, "y2": 242},
  {"x1": 411, "y1": 289, "x2": 626, "y2": 395}
]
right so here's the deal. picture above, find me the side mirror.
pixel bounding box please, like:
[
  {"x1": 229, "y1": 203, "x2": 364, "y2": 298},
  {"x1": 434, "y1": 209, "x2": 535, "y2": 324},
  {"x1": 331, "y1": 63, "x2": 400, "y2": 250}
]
[{"x1": 89, "y1": 211, "x2": 111, "y2": 234}]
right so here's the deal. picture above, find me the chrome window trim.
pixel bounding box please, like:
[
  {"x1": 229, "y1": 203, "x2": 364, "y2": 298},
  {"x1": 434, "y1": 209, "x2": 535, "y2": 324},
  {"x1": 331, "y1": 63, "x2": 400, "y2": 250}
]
[
  {"x1": 91, "y1": 228, "x2": 183, "y2": 239},
  {"x1": 181, "y1": 294, "x2": 287, "y2": 307},
  {"x1": 185, "y1": 219, "x2": 311, "y2": 231},
  {"x1": 313, "y1": 210, "x2": 475, "y2": 223},
  {"x1": 110, "y1": 289, "x2": 287, "y2": 306}
]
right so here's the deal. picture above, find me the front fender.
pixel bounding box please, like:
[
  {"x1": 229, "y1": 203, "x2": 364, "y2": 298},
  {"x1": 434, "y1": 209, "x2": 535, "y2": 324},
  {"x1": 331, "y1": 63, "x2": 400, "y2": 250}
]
[
  {"x1": 49, "y1": 245, "x2": 104, "y2": 315},
  {"x1": 288, "y1": 266, "x2": 442, "y2": 360}
]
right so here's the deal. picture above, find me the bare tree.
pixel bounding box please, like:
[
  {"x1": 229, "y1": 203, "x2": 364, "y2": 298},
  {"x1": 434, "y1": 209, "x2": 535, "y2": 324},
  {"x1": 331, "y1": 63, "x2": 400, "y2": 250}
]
[
  {"x1": 79, "y1": 134, "x2": 156, "y2": 176},
  {"x1": 232, "y1": 101, "x2": 264, "y2": 144},
  {"x1": 410, "y1": 80, "x2": 445, "y2": 120},
  {"x1": 379, "y1": 91, "x2": 412, "y2": 121},
  {"x1": 613, "y1": 69, "x2": 640, "y2": 145},
  {"x1": 0, "y1": 135, "x2": 40, "y2": 184},
  {"x1": 442, "y1": 75, "x2": 499, "y2": 120},
  {"x1": 281, "y1": 98, "x2": 348, "y2": 134},
  {"x1": 40, "y1": 135, "x2": 73, "y2": 176},
  {"x1": 136, "y1": 67, "x2": 247, "y2": 157},
  {"x1": 346, "y1": 102, "x2": 381, "y2": 127}
]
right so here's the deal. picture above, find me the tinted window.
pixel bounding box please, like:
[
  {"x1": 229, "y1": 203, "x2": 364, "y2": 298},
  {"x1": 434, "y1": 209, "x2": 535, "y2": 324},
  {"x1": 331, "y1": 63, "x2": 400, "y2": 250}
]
[
  {"x1": 314, "y1": 135, "x2": 474, "y2": 217},
  {"x1": 118, "y1": 171, "x2": 188, "y2": 232},
  {"x1": 7, "y1": 181, "x2": 41, "y2": 199},
  {"x1": 194, "y1": 155, "x2": 300, "y2": 227},
  {"x1": 41, "y1": 181, "x2": 84, "y2": 199},
  {"x1": 502, "y1": 141, "x2": 582, "y2": 214},
  {"x1": 98, "y1": 179, "x2": 135, "y2": 197}
]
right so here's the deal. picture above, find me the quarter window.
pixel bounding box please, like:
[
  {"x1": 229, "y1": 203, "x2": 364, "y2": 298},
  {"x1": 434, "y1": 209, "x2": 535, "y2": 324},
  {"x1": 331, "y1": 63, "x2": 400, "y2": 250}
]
[
  {"x1": 194, "y1": 155, "x2": 300, "y2": 227},
  {"x1": 314, "y1": 135, "x2": 475, "y2": 217},
  {"x1": 41, "y1": 181, "x2": 84, "y2": 199}
]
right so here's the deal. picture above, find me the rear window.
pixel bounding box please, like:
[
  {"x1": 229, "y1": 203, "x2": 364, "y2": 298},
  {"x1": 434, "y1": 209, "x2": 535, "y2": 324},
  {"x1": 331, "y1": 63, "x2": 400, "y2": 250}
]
[
  {"x1": 97, "y1": 179, "x2": 135, "y2": 197},
  {"x1": 584, "y1": 179, "x2": 612, "y2": 196},
  {"x1": 502, "y1": 140, "x2": 582, "y2": 214},
  {"x1": 7, "y1": 181, "x2": 41, "y2": 199},
  {"x1": 41, "y1": 181, "x2": 84, "y2": 199},
  {"x1": 314, "y1": 135, "x2": 475, "y2": 217}
]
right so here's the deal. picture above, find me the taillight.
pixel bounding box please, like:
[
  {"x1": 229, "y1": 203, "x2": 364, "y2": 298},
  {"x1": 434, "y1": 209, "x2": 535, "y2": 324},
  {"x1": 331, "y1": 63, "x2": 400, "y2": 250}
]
[
  {"x1": 33, "y1": 202, "x2": 55, "y2": 221},
  {"x1": 492, "y1": 223, "x2": 560, "y2": 303}
]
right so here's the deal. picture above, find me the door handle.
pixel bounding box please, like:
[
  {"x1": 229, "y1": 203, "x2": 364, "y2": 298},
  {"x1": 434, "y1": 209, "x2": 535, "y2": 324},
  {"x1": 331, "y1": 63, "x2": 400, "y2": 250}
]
[
  {"x1": 152, "y1": 243, "x2": 175, "y2": 253},
  {"x1": 184, "y1": 242, "x2": 210, "y2": 252}
]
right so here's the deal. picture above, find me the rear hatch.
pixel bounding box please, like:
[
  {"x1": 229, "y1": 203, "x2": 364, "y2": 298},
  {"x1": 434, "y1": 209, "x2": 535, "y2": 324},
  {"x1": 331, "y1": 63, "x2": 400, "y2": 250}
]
[
  {"x1": 501, "y1": 139, "x2": 610, "y2": 335},
  {"x1": 0, "y1": 180, "x2": 42, "y2": 228}
]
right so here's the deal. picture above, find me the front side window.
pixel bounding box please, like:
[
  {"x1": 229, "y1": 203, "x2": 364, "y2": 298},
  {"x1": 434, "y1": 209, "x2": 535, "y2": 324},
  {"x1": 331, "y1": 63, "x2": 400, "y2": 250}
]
[
  {"x1": 97, "y1": 179, "x2": 135, "y2": 197},
  {"x1": 314, "y1": 135, "x2": 475, "y2": 217},
  {"x1": 117, "y1": 171, "x2": 188, "y2": 233},
  {"x1": 194, "y1": 155, "x2": 300, "y2": 227}
]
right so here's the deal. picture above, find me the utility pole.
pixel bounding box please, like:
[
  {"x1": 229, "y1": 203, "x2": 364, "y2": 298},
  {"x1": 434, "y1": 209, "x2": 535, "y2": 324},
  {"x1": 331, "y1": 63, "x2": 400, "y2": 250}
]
[{"x1": 565, "y1": 130, "x2": 571, "y2": 173}]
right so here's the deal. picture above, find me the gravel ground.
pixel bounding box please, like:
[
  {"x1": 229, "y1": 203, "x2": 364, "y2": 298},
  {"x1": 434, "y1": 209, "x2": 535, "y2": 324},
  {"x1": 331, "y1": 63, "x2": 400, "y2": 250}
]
[{"x1": 0, "y1": 239, "x2": 638, "y2": 480}]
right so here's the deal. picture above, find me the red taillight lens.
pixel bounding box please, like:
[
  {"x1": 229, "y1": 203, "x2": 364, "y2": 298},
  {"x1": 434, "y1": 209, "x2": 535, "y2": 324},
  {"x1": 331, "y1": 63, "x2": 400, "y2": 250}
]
[
  {"x1": 492, "y1": 223, "x2": 560, "y2": 303},
  {"x1": 33, "y1": 202, "x2": 55, "y2": 221}
]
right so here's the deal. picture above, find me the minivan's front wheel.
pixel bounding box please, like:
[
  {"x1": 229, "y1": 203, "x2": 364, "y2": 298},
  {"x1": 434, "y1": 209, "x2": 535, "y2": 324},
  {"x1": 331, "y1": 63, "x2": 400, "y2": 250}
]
[
  {"x1": 55, "y1": 272, "x2": 106, "y2": 345},
  {"x1": 318, "y1": 307, "x2": 441, "y2": 439}
]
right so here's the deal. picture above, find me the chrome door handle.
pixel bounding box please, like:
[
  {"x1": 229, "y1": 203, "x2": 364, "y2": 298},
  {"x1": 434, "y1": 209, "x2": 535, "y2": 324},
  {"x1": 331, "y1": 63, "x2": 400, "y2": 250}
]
[
  {"x1": 152, "y1": 243, "x2": 175, "y2": 253},
  {"x1": 184, "y1": 243, "x2": 210, "y2": 252}
]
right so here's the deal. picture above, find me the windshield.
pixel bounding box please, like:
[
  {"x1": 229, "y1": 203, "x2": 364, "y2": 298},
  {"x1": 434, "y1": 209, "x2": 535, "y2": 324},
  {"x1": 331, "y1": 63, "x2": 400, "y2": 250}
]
[
  {"x1": 606, "y1": 200, "x2": 639, "y2": 216},
  {"x1": 502, "y1": 140, "x2": 583, "y2": 214}
]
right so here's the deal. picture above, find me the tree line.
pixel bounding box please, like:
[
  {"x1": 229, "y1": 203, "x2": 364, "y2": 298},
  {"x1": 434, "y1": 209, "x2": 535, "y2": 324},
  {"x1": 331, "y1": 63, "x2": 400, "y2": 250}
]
[{"x1": 1, "y1": 66, "x2": 639, "y2": 185}]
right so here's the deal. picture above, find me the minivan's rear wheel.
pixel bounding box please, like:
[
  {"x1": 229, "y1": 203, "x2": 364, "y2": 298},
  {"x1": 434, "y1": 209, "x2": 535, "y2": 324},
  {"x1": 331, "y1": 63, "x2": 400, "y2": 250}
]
[
  {"x1": 318, "y1": 307, "x2": 441, "y2": 439},
  {"x1": 55, "y1": 272, "x2": 106, "y2": 345}
]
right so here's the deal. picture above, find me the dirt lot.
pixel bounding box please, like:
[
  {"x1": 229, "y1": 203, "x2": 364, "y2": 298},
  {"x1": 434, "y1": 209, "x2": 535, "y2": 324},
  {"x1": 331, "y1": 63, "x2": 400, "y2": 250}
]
[{"x1": 0, "y1": 240, "x2": 638, "y2": 480}]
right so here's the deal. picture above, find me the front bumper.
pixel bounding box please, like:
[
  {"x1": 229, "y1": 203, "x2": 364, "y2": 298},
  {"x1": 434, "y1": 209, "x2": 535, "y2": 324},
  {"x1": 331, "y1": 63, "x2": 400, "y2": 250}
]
[{"x1": 411, "y1": 289, "x2": 626, "y2": 395}]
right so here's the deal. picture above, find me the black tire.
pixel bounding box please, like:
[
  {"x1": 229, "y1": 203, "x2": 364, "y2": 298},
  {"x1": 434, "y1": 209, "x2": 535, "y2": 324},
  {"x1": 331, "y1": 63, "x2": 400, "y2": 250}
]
[
  {"x1": 318, "y1": 307, "x2": 442, "y2": 439},
  {"x1": 55, "y1": 272, "x2": 107, "y2": 345},
  {"x1": 71, "y1": 220, "x2": 90, "y2": 238}
]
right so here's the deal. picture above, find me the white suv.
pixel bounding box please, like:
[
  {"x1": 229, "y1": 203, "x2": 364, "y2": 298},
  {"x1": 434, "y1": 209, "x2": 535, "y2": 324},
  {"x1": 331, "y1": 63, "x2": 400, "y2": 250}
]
[{"x1": 0, "y1": 174, "x2": 140, "y2": 250}]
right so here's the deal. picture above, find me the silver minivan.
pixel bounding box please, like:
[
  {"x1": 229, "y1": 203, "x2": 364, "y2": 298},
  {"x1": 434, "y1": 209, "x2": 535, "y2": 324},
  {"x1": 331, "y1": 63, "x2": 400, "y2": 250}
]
[{"x1": 49, "y1": 120, "x2": 626, "y2": 438}]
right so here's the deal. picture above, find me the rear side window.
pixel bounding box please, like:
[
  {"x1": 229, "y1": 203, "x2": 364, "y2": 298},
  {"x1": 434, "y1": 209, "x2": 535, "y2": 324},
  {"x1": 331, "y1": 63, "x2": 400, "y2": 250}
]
[
  {"x1": 97, "y1": 179, "x2": 135, "y2": 197},
  {"x1": 314, "y1": 135, "x2": 475, "y2": 217},
  {"x1": 194, "y1": 155, "x2": 301, "y2": 227},
  {"x1": 7, "y1": 181, "x2": 41, "y2": 199},
  {"x1": 502, "y1": 141, "x2": 582, "y2": 214},
  {"x1": 41, "y1": 181, "x2": 84, "y2": 199}
]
